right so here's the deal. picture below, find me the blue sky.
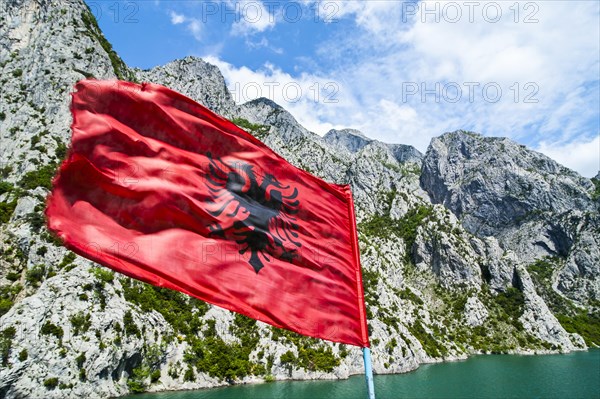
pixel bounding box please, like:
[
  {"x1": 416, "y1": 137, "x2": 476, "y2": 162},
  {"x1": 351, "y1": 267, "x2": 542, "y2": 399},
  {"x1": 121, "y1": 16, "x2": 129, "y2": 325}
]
[{"x1": 87, "y1": 0, "x2": 599, "y2": 177}]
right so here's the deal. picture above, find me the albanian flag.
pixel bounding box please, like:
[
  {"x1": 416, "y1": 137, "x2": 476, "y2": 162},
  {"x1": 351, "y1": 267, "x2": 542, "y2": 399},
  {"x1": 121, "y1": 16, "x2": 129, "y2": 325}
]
[{"x1": 46, "y1": 79, "x2": 369, "y2": 347}]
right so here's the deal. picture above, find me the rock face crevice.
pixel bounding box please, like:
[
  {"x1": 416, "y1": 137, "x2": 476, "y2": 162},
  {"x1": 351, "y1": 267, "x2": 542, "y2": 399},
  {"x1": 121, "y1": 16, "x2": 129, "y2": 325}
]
[
  {"x1": 420, "y1": 131, "x2": 599, "y2": 303},
  {"x1": 421, "y1": 132, "x2": 595, "y2": 234},
  {"x1": 0, "y1": 1, "x2": 598, "y2": 398}
]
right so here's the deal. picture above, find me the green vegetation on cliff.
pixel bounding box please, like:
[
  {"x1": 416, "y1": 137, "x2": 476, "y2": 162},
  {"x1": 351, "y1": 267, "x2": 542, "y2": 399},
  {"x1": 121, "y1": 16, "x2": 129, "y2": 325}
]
[
  {"x1": 527, "y1": 258, "x2": 600, "y2": 346},
  {"x1": 231, "y1": 117, "x2": 270, "y2": 141},
  {"x1": 80, "y1": 5, "x2": 137, "y2": 82}
]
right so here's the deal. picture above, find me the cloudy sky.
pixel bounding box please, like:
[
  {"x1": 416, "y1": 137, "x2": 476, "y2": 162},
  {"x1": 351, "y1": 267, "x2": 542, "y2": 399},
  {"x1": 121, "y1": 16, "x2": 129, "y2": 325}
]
[{"x1": 88, "y1": 0, "x2": 599, "y2": 177}]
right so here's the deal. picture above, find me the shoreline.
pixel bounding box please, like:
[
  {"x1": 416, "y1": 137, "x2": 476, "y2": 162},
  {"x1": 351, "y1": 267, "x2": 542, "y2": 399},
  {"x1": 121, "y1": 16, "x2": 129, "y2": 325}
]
[{"x1": 115, "y1": 346, "x2": 593, "y2": 398}]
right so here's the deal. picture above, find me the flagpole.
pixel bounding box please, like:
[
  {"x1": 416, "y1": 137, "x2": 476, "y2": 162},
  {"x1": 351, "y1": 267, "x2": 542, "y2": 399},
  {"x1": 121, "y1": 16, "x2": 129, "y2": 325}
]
[
  {"x1": 363, "y1": 347, "x2": 376, "y2": 399},
  {"x1": 346, "y1": 185, "x2": 376, "y2": 399}
]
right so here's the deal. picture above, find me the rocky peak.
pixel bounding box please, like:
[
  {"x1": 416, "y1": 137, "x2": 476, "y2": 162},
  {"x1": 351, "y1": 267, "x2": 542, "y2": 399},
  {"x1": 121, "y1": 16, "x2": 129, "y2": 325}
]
[
  {"x1": 0, "y1": 0, "x2": 126, "y2": 183},
  {"x1": 0, "y1": 1, "x2": 598, "y2": 397},
  {"x1": 135, "y1": 57, "x2": 236, "y2": 118},
  {"x1": 323, "y1": 129, "x2": 371, "y2": 153},
  {"x1": 244, "y1": 97, "x2": 283, "y2": 111},
  {"x1": 420, "y1": 130, "x2": 600, "y2": 305},
  {"x1": 237, "y1": 96, "x2": 319, "y2": 145},
  {"x1": 323, "y1": 129, "x2": 423, "y2": 164},
  {"x1": 386, "y1": 144, "x2": 423, "y2": 164},
  {"x1": 420, "y1": 130, "x2": 595, "y2": 236}
]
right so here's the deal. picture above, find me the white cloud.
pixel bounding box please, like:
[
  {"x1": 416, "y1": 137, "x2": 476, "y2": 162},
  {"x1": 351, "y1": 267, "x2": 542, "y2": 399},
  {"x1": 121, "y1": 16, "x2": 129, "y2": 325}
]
[
  {"x1": 308, "y1": 0, "x2": 600, "y2": 173},
  {"x1": 537, "y1": 135, "x2": 600, "y2": 178},
  {"x1": 169, "y1": 11, "x2": 185, "y2": 25},
  {"x1": 244, "y1": 37, "x2": 283, "y2": 54},
  {"x1": 360, "y1": 100, "x2": 431, "y2": 150},
  {"x1": 187, "y1": 19, "x2": 202, "y2": 41},
  {"x1": 230, "y1": 0, "x2": 276, "y2": 36},
  {"x1": 312, "y1": 1, "x2": 401, "y2": 31},
  {"x1": 203, "y1": 56, "x2": 343, "y2": 134},
  {"x1": 193, "y1": 1, "x2": 599, "y2": 176},
  {"x1": 167, "y1": 10, "x2": 202, "y2": 41}
]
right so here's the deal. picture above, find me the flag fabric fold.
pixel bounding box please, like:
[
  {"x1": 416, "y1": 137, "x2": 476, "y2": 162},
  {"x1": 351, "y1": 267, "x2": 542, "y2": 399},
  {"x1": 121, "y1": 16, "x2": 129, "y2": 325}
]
[{"x1": 46, "y1": 79, "x2": 369, "y2": 347}]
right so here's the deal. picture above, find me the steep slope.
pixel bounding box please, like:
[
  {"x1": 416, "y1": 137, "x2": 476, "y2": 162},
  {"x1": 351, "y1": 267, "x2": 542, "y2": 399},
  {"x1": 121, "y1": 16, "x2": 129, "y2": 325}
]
[
  {"x1": 420, "y1": 131, "x2": 595, "y2": 236},
  {"x1": 146, "y1": 59, "x2": 590, "y2": 352},
  {"x1": 0, "y1": 1, "x2": 597, "y2": 398},
  {"x1": 134, "y1": 58, "x2": 237, "y2": 119},
  {"x1": 324, "y1": 128, "x2": 423, "y2": 165},
  {"x1": 1, "y1": 0, "x2": 177, "y2": 397},
  {"x1": 420, "y1": 131, "x2": 600, "y2": 305},
  {"x1": 323, "y1": 129, "x2": 372, "y2": 153}
]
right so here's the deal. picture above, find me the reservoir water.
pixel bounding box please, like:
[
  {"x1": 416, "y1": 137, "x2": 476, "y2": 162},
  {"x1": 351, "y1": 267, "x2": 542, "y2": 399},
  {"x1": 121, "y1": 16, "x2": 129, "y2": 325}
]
[{"x1": 125, "y1": 350, "x2": 600, "y2": 399}]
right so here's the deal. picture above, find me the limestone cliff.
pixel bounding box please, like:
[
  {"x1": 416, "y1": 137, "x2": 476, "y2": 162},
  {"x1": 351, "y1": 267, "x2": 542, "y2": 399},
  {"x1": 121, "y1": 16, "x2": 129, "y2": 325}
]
[{"x1": 0, "y1": 1, "x2": 597, "y2": 398}]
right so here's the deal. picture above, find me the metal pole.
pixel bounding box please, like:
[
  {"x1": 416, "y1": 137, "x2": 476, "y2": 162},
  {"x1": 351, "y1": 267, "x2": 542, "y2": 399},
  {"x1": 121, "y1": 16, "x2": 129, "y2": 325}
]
[{"x1": 363, "y1": 347, "x2": 376, "y2": 399}]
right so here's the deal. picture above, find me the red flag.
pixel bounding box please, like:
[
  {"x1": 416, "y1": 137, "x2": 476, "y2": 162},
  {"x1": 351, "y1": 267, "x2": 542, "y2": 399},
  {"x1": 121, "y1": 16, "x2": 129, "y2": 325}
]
[{"x1": 46, "y1": 79, "x2": 369, "y2": 347}]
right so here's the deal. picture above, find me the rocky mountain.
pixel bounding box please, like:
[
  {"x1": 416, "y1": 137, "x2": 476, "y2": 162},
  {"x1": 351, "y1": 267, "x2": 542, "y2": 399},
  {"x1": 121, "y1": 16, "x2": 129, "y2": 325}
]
[
  {"x1": 1, "y1": 0, "x2": 598, "y2": 398},
  {"x1": 421, "y1": 132, "x2": 600, "y2": 304},
  {"x1": 323, "y1": 128, "x2": 423, "y2": 165}
]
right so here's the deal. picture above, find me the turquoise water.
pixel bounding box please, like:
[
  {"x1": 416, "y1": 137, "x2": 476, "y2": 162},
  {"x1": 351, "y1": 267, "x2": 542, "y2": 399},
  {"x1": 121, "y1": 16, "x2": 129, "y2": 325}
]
[{"x1": 125, "y1": 350, "x2": 600, "y2": 399}]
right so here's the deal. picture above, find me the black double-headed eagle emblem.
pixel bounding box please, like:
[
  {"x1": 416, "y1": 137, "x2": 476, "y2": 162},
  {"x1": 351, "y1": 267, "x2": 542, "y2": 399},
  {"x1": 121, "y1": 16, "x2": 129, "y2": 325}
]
[{"x1": 205, "y1": 153, "x2": 301, "y2": 273}]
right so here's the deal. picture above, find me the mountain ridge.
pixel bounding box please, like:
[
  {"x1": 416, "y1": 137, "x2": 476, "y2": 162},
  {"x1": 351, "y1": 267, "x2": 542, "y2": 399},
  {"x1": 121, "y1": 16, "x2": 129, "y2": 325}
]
[{"x1": 0, "y1": 1, "x2": 598, "y2": 398}]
